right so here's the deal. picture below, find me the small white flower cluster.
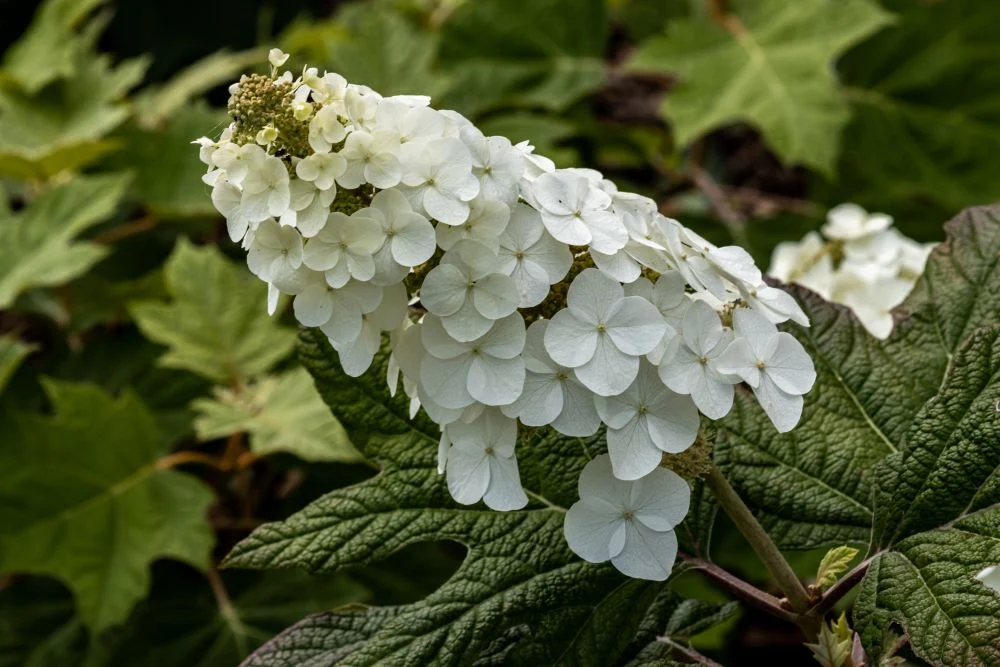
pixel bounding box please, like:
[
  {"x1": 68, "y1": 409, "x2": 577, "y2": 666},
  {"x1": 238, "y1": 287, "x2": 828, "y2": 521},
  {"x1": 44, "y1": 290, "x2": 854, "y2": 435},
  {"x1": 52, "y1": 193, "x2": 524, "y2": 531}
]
[
  {"x1": 769, "y1": 204, "x2": 936, "y2": 339},
  {"x1": 196, "y1": 53, "x2": 817, "y2": 581}
]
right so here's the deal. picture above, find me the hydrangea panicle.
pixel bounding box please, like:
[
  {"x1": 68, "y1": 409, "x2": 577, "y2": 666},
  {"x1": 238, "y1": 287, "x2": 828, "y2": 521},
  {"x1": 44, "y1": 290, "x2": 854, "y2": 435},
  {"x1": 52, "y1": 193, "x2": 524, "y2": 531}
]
[{"x1": 197, "y1": 54, "x2": 818, "y2": 581}]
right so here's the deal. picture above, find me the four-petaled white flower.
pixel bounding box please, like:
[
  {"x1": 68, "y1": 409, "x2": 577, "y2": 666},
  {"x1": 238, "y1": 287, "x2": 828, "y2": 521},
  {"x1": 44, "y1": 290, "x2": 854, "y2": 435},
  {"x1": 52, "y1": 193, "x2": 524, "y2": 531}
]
[
  {"x1": 308, "y1": 106, "x2": 348, "y2": 153},
  {"x1": 716, "y1": 309, "x2": 817, "y2": 432},
  {"x1": 296, "y1": 152, "x2": 346, "y2": 192},
  {"x1": 337, "y1": 129, "x2": 402, "y2": 189},
  {"x1": 495, "y1": 203, "x2": 572, "y2": 308},
  {"x1": 461, "y1": 126, "x2": 524, "y2": 205},
  {"x1": 531, "y1": 171, "x2": 626, "y2": 253},
  {"x1": 821, "y1": 203, "x2": 892, "y2": 241},
  {"x1": 352, "y1": 188, "x2": 437, "y2": 272},
  {"x1": 564, "y1": 455, "x2": 689, "y2": 581},
  {"x1": 302, "y1": 211, "x2": 384, "y2": 287},
  {"x1": 419, "y1": 243, "x2": 519, "y2": 341},
  {"x1": 443, "y1": 409, "x2": 528, "y2": 511},
  {"x1": 544, "y1": 269, "x2": 666, "y2": 396},
  {"x1": 292, "y1": 272, "x2": 383, "y2": 345},
  {"x1": 401, "y1": 137, "x2": 481, "y2": 224},
  {"x1": 419, "y1": 313, "x2": 526, "y2": 408},
  {"x1": 242, "y1": 155, "x2": 291, "y2": 222},
  {"x1": 594, "y1": 361, "x2": 700, "y2": 480},
  {"x1": 658, "y1": 300, "x2": 738, "y2": 419},
  {"x1": 502, "y1": 321, "x2": 601, "y2": 436},
  {"x1": 247, "y1": 219, "x2": 303, "y2": 283},
  {"x1": 435, "y1": 196, "x2": 510, "y2": 252}
]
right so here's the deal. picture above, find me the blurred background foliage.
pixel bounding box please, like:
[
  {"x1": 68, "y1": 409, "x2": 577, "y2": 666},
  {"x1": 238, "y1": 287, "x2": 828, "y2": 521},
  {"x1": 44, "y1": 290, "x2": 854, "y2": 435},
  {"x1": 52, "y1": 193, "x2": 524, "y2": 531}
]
[{"x1": 0, "y1": 0, "x2": 995, "y2": 664}]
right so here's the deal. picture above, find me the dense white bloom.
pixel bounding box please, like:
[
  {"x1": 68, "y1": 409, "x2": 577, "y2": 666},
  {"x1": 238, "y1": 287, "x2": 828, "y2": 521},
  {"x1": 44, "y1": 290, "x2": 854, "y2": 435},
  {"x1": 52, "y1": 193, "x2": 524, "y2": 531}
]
[
  {"x1": 544, "y1": 269, "x2": 665, "y2": 396},
  {"x1": 419, "y1": 313, "x2": 525, "y2": 408},
  {"x1": 443, "y1": 409, "x2": 528, "y2": 510},
  {"x1": 495, "y1": 204, "x2": 572, "y2": 307},
  {"x1": 594, "y1": 362, "x2": 700, "y2": 480},
  {"x1": 658, "y1": 301, "x2": 738, "y2": 419},
  {"x1": 420, "y1": 244, "x2": 519, "y2": 341},
  {"x1": 769, "y1": 231, "x2": 834, "y2": 297},
  {"x1": 502, "y1": 321, "x2": 601, "y2": 436},
  {"x1": 202, "y1": 57, "x2": 820, "y2": 581},
  {"x1": 716, "y1": 309, "x2": 816, "y2": 432},
  {"x1": 564, "y1": 455, "x2": 688, "y2": 581}
]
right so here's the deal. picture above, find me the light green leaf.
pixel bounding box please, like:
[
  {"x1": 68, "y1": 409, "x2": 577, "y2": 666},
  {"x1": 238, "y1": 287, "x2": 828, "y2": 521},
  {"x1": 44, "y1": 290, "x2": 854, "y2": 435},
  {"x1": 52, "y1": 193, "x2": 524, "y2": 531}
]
[
  {"x1": 109, "y1": 104, "x2": 228, "y2": 219},
  {"x1": 627, "y1": 0, "x2": 892, "y2": 173},
  {"x1": 835, "y1": 0, "x2": 1000, "y2": 211},
  {"x1": 132, "y1": 48, "x2": 266, "y2": 127},
  {"x1": 0, "y1": 0, "x2": 105, "y2": 93},
  {"x1": 193, "y1": 367, "x2": 359, "y2": 463},
  {"x1": 0, "y1": 381, "x2": 215, "y2": 633},
  {"x1": 0, "y1": 173, "x2": 129, "y2": 309},
  {"x1": 715, "y1": 204, "x2": 1000, "y2": 549},
  {"x1": 130, "y1": 239, "x2": 296, "y2": 385},
  {"x1": 0, "y1": 335, "x2": 34, "y2": 393},
  {"x1": 806, "y1": 614, "x2": 852, "y2": 667},
  {"x1": 815, "y1": 546, "x2": 860, "y2": 590},
  {"x1": 224, "y1": 330, "x2": 669, "y2": 666},
  {"x1": 0, "y1": 51, "x2": 148, "y2": 180}
]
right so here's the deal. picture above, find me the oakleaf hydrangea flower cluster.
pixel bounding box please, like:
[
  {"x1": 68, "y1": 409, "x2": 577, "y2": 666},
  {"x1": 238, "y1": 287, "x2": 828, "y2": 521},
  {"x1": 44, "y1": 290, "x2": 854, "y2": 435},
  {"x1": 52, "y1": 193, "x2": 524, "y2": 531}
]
[
  {"x1": 769, "y1": 204, "x2": 936, "y2": 339},
  {"x1": 196, "y1": 51, "x2": 817, "y2": 581}
]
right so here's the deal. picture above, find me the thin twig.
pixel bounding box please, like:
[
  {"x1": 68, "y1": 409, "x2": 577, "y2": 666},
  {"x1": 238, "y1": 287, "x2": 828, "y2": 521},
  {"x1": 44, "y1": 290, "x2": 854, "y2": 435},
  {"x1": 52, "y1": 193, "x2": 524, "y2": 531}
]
[
  {"x1": 92, "y1": 215, "x2": 158, "y2": 245},
  {"x1": 156, "y1": 450, "x2": 227, "y2": 471},
  {"x1": 655, "y1": 636, "x2": 725, "y2": 667},
  {"x1": 810, "y1": 556, "x2": 875, "y2": 617},
  {"x1": 679, "y1": 553, "x2": 798, "y2": 624}
]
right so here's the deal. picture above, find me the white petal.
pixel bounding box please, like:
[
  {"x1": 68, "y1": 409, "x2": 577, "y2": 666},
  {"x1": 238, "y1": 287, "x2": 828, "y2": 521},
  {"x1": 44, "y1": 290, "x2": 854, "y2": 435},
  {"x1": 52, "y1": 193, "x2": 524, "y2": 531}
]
[
  {"x1": 765, "y1": 332, "x2": 816, "y2": 395},
  {"x1": 630, "y1": 468, "x2": 690, "y2": 530},
  {"x1": 468, "y1": 355, "x2": 525, "y2": 406},
  {"x1": 606, "y1": 416, "x2": 663, "y2": 481},
  {"x1": 506, "y1": 372, "x2": 563, "y2": 426},
  {"x1": 484, "y1": 455, "x2": 528, "y2": 510},
  {"x1": 575, "y1": 335, "x2": 638, "y2": 397},
  {"x1": 606, "y1": 297, "x2": 666, "y2": 356},
  {"x1": 390, "y1": 216, "x2": 437, "y2": 266},
  {"x1": 441, "y1": 300, "x2": 495, "y2": 342},
  {"x1": 420, "y1": 264, "x2": 468, "y2": 316},
  {"x1": 472, "y1": 273, "x2": 519, "y2": 320},
  {"x1": 564, "y1": 498, "x2": 624, "y2": 563},
  {"x1": 566, "y1": 268, "x2": 620, "y2": 323},
  {"x1": 610, "y1": 522, "x2": 677, "y2": 581},
  {"x1": 419, "y1": 355, "x2": 475, "y2": 409},
  {"x1": 544, "y1": 310, "x2": 598, "y2": 368},
  {"x1": 552, "y1": 379, "x2": 601, "y2": 437},
  {"x1": 753, "y1": 374, "x2": 804, "y2": 433},
  {"x1": 446, "y1": 447, "x2": 490, "y2": 505}
]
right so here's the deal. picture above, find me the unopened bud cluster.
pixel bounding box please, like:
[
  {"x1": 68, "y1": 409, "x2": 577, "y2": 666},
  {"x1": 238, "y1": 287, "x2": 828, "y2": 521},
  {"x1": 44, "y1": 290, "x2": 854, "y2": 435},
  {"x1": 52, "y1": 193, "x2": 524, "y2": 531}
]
[{"x1": 195, "y1": 52, "x2": 817, "y2": 581}]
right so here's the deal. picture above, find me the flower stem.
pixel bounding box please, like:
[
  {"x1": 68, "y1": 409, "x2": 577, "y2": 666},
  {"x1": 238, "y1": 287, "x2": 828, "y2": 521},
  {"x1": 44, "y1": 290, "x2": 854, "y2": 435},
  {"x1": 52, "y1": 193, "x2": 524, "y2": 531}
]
[
  {"x1": 704, "y1": 466, "x2": 812, "y2": 615},
  {"x1": 679, "y1": 553, "x2": 798, "y2": 624}
]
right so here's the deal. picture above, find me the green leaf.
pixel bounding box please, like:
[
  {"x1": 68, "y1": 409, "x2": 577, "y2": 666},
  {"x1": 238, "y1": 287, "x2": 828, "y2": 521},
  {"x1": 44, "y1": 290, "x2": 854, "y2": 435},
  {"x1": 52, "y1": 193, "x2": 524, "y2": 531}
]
[
  {"x1": 714, "y1": 204, "x2": 1000, "y2": 550},
  {"x1": 835, "y1": 0, "x2": 1000, "y2": 212},
  {"x1": 627, "y1": 0, "x2": 892, "y2": 173},
  {"x1": 438, "y1": 0, "x2": 607, "y2": 115},
  {"x1": 224, "y1": 330, "x2": 666, "y2": 665},
  {"x1": 109, "y1": 104, "x2": 228, "y2": 219},
  {"x1": 192, "y1": 367, "x2": 359, "y2": 463},
  {"x1": 130, "y1": 239, "x2": 296, "y2": 385},
  {"x1": 0, "y1": 381, "x2": 215, "y2": 633},
  {"x1": 0, "y1": 0, "x2": 106, "y2": 93},
  {"x1": 132, "y1": 48, "x2": 266, "y2": 126},
  {"x1": 0, "y1": 173, "x2": 129, "y2": 309},
  {"x1": 0, "y1": 51, "x2": 148, "y2": 180},
  {"x1": 815, "y1": 546, "x2": 860, "y2": 590},
  {"x1": 0, "y1": 335, "x2": 34, "y2": 393},
  {"x1": 806, "y1": 613, "x2": 852, "y2": 667}
]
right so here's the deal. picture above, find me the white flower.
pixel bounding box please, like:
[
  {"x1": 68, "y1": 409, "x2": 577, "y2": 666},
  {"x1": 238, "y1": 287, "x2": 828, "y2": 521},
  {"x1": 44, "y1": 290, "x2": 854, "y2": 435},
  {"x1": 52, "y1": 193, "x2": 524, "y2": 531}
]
[
  {"x1": 211, "y1": 176, "x2": 255, "y2": 242},
  {"x1": 594, "y1": 361, "x2": 700, "y2": 480},
  {"x1": 461, "y1": 126, "x2": 524, "y2": 205},
  {"x1": 419, "y1": 313, "x2": 526, "y2": 409},
  {"x1": 308, "y1": 106, "x2": 348, "y2": 153},
  {"x1": 302, "y1": 212, "x2": 384, "y2": 287},
  {"x1": 716, "y1": 309, "x2": 817, "y2": 432},
  {"x1": 376, "y1": 100, "x2": 446, "y2": 146},
  {"x1": 531, "y1": 171, "x2": 627, "y2": 253},
  {"x1": 544, "y1": 268, "x2": 666, "y2": 396},
  {"x1": 658, "y1": 301, "x2": 738, "y2": 419},
  {"x1": 296, "y1": 152, "x2": 346, "y2": 191},
  {"x1": 337, "y1": 129, "x2": 402, "y2": 189},
  {"x1": 822, "y1": 203, "x2": 892, "y2": 241},
  {"x1": 242, "y1": 156, "x2": 292, "y2": 222},
  {"x1": 419, "y1": 244, "x2": 520, "y2": 341},
  {"x1": 768, "y1": 231, "x2": 834, "y2": 298},
  {"x1": 495, "y1": 203, "x2": 572, "y2": 308},
  {"x1": 435, "y1": 196, "x2": 510, "y2": 252},
  {"x1": 331, "y1": 283, "x2": 408, "y2": 377},
  {"x1": 247, "y1": 219, "x2": 302, "y2": 282},
  {"x1": 352, "y1": 188, "x2": 437, "y2": 270},
  {"x1": 292, "y1": 272, "x2": 382, "y2": 344},
  {"x1": 564, "y1": 455, "x2": 689, "y2": 581},
  {"x1": 443, "y1": 409, "x2": 528, "y2": 511},
  {"x1": 502, "y1": 320, "x2": 601, "y2": 436},
  {"x1": 268, "y1": 48, "x2": 289, "y2": 67},
  {"x1": 740, "y1": 283, "x2": 810, "y2": 327},
  {"x1": 401, "y1": 137, "x2": 480, "y2": 224},
  {"x1": 278, "y1": 179, "x2": 334, "y2": 238},
  {"x1": 211, "y1": 142, "x2": 265, "y2": 186},
  {"x1": 624, "y1": 271, "x2": 687, "y2": 364},
  {"x1": 832, "y1": 272, "x2": 912, "y2": 339}
]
